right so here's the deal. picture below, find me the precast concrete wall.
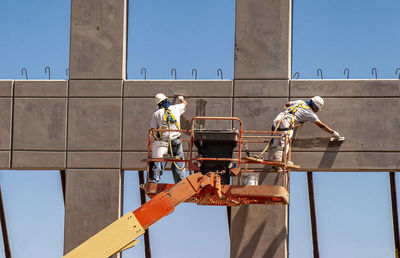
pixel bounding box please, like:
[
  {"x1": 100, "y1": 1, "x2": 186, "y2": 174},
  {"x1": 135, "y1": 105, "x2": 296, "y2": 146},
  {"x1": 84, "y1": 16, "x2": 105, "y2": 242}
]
[
  {"x1": 290, "y1": 80, "x2": 400, "y2": 171},
  {"x1": 3, "y1": 0, "x2": 400, "y2": 256}
]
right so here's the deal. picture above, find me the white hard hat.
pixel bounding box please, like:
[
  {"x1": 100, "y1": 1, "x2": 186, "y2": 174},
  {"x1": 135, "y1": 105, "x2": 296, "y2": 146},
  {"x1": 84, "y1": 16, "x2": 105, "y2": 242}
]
[
  {"x1": 311, "y1": 96, "x2": 324, "y2": 110},
  {"x1": 155, "y1": 93, "x2": 167, "y2": 105}
]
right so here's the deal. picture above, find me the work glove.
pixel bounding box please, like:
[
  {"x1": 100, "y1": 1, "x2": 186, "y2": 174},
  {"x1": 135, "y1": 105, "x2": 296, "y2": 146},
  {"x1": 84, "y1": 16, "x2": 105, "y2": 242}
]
[
  {"x1": 332, "y1": 131, "x2": 340, "y2": 139},
  {"x1": 178, "y1": 96, "x2": 184, "y2": 101}
]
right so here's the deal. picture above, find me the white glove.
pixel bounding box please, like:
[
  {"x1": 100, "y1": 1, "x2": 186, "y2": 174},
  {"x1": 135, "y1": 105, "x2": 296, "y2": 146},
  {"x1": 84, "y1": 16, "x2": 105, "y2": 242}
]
[
  {"x1": 178, "y1": 96, "x2": 184, "y2": 101},
  {"x1": 332, "y1": 131, "x2": 340, "y2": 139}
]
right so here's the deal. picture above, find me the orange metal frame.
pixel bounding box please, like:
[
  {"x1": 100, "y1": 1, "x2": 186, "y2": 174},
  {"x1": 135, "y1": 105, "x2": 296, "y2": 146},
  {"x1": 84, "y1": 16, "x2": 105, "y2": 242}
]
[{"x1": 145, "y1": 117, "x2": 295, "y2": 206}]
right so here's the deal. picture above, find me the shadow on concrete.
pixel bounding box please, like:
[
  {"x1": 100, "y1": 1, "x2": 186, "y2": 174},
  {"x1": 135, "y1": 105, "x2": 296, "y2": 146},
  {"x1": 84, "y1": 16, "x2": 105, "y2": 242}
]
[
  {"x1": 180, "y1": 98, "x2": 207, "y2": 135},
  {"x1": 230, "y1": 205, "x2": 250, "y2": 257},
  {"x1": 317, "y1": 140, "x2": 343, "y2": 169},
  {"x1": 262, "y1": 226, "x2": 287, "y2": 258},
  {"x1": 237, "y1": 219, "x2": 267, "y2": 258},
  {"x1": 292, "y1": 127, "x2": 345, "y2": 170}
]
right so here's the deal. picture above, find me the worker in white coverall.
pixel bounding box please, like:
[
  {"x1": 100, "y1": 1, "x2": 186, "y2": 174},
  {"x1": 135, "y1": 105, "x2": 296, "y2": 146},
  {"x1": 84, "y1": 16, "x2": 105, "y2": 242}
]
[
  {"x1": 269, "y1": 96, "x2": 342, "y2": 170},
  {"x1": 148, "y1": 93, "x2": 188, "y2": 183}
]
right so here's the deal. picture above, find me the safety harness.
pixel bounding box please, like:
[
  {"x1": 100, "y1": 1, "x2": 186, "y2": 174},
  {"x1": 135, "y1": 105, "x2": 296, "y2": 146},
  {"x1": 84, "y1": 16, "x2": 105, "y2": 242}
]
[
  {"x1": 162, "y1": 108, "x2": 180, "y2": 130},
  {"x1": 286, "y1": 101, "x2": 311, "y2": 129},
  {"x1": 255, "y1": 101, "x2": 312, "y2": 158},
  {"x1": 161, "y1": 107, "x2": 185, "y2": 171}
]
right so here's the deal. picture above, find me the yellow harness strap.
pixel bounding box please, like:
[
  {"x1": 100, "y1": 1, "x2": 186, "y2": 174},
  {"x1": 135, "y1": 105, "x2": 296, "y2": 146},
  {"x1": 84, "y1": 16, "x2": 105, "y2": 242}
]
[
  {"x1": 286, "y1": 101, "x2": 311, "y2": 128},
  {"x1": 162, "y1": 108, "x2": 180, "y2": 130}
]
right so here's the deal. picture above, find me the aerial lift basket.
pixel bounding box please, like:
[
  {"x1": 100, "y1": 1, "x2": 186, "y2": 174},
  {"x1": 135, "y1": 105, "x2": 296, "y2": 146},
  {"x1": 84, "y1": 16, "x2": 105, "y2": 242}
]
[{"x1": 145, "y1": 117, "x2": 299, "y2": 206}]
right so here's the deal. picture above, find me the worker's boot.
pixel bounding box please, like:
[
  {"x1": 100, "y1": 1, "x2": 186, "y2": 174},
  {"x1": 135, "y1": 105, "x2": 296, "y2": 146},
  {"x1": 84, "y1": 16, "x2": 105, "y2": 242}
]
[{"x1": 243, "y1": 173, "x2": 259, "y2": 186}]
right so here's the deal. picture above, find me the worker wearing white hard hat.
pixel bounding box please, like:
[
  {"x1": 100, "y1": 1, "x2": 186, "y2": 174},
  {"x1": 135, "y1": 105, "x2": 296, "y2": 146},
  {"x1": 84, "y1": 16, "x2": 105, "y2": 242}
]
[
  {"x1": 268, "y1": 96, "x2": 342, "y2": 170},
  {"x1": 149, "y1": 93, "x2": 188, "y2": 183}
]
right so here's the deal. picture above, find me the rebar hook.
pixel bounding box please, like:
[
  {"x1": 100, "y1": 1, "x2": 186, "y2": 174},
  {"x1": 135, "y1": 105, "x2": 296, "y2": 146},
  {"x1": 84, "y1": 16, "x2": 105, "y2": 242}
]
[
  {"x1": 171, "y1": 68, "x2": 177, "y2": 80},
  {"x1": 21, "y1": 68, "x2": 28, "y2": 80},
  {"x1": 317, "y1": 68, "x2": 323, "y2": 79},
  {"x1": 396, "y1": 68, "x2": 400, "y2": 79},
  {"x1": 45, "y1": 66, "x2": 51, "y2": 80},
  {"x1": 292, "y1": 72, "x2": 299, "y2": 79},
  {"x1": 344, "y1": 68, "x2": 350, "y2": 79},
  {"x1": 66, "y1": 68, "x2": 69, "y2": 78},
  {"x1": 217, "y1": 69, "x2": 223, "y2": 80},
  {"x1": 192, "y1": 69, "x2": 197, "y2": 80},
  {"x1": 372, "y1": 68, "x2": 377, "y2": 79},
  {"x1": 141, "y1": 67, "x2": 146, "y2": 80}
]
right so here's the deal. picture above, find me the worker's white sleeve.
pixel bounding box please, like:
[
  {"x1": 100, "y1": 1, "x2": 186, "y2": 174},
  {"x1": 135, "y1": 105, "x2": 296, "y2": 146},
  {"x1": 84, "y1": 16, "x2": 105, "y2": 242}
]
[
  {"x1": 176, "y1": 103, "x2": 186, "y2": 115},
  {"x1": 150, "y1": 113, "x2": 158, "y2": 129}
]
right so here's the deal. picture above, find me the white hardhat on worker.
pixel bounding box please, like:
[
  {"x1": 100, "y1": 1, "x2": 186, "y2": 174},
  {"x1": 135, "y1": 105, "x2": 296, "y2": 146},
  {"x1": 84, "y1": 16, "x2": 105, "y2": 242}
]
[
  {"x1": 311, "y1": 96, "x2": 324, "y2": 110},
  {"x1": 155, "y1": 93, "x2": 167, "y2": 105}
]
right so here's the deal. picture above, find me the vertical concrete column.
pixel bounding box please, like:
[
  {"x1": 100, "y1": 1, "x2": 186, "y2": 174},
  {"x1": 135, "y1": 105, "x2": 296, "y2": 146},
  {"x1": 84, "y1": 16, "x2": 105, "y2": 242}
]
[
  {"x1": 69, "y1": 0, "x2": 127, "y2": 79},
  {"x1": 65, "y1": 0, "x2": 127, "y2": 255},
  {"x1": 232, "y1": 1, "x2": 292, "y2": 258},
  {"x1": 234, "y1": 0, "x2": 292, "y2": 79},
  {"x1": 63, "y1": 169, "x2": 122, "y2": 255}
]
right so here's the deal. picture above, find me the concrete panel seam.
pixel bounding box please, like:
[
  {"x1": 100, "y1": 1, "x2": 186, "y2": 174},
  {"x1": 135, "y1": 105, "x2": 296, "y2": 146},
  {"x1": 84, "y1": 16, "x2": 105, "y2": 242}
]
[
  {"x1": 65, "y1": 79, "x2": 70, "y2": 168},
  {"x1": 10, "y1": 80, "x2": 15, "y2": 168},
  {"x1": 120, "y1": 81, "x2": 125, "y2": 168}
]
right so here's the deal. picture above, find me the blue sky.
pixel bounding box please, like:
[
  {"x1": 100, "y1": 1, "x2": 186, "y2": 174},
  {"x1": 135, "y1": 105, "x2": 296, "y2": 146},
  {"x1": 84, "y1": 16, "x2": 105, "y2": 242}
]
[{"x1": 1, "y1": 0, "x2": 400, "y2": 257}]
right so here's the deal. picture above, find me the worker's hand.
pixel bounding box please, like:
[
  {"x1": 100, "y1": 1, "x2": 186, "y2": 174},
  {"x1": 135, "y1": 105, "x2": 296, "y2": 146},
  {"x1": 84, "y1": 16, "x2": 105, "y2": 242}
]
[
  {"x1": 178, "y1": 96, "x2": 184, "y2": 102},
  {"x1": 332, "y1": 131, "x2": 340, "y2": 139}
]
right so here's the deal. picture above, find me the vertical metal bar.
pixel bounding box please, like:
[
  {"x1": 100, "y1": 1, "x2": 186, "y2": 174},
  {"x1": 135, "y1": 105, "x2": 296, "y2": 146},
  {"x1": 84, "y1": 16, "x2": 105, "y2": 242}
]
[
  {"x1": 307, "y1": 171, "x2": 320, "y2": 258},
  {"x1": 0, "y1": 185, "x2": 12, "y2": 258},
  {"x1": 390, "y1": 171, "x2": 400, "y2": 258},
  {"x1": 138, "y1": 170, "x2": 152, "y2": 258},
  {"x1": 227, "y1": 206, "x2": 231, "y2": 235},
  {"x1": 60, "y1": 170, "x2": 66, "y2": 205}
]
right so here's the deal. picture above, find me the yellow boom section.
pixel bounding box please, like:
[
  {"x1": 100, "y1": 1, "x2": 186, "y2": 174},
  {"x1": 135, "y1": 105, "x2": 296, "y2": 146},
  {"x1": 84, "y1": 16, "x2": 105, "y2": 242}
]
[{"x1": 63, "y1": 212, "x2": 144, "y2": 258}]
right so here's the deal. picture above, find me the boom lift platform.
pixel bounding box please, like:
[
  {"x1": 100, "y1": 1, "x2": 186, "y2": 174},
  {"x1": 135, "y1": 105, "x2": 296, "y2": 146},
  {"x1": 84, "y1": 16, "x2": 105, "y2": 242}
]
[{"x1": 64, "y1": 117, "x2": 299, "y2": 257}]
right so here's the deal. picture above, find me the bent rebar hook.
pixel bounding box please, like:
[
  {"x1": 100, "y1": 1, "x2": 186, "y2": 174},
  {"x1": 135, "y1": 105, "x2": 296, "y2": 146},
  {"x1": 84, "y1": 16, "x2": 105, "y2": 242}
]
[
  {"x1": 396, "y1": 68, "x2": 400, "y2": 79},
  {"x1": 171, "y1": 68, "x2": 177, "y2": 80},
  {"x1": 344, "y1": 68, "x2": 350, "y2": 79},
  {"x1": 292, "y1": 72, "x2": 299, "y2": 79},
  {"x1": 217, "y1": 69, "x2": 223, "y2": 80},
  {"x1": 192, "y1": 69, "x2": 197, "y2": 80},
  {"x1": 141, "y1": 67, "x2": 146, "y2": 80},
  {"x1": 372, "y1": 67, "x2": 377, "y2": 79},
  {"x1": 45, "y1": 66, "x2": 51, "y2": 80},
  {"x1": 21, "y1": 68, "x2": 28, "y2": 80},
  {"x1": 317, "y1": 68, "x2": 323, "y2": 79}
]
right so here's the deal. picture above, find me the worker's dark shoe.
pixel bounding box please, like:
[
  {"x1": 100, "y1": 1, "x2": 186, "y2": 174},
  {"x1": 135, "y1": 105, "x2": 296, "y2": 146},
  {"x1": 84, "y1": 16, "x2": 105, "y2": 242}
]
[{"x1": 272, "y1": 166, "x2": 283, "y2": 172}]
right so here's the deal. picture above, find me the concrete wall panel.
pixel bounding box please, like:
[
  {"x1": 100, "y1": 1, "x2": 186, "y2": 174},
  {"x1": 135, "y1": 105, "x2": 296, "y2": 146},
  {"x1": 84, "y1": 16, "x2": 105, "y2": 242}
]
[
  {"x1": 292, "y1": 98, "x2": 400, "y2": 152},
  {"x1": 124, "y1": 80, "x2": 233, "y2": 97},
  {"x1": 230, "y1": 173, "x2": 287, "y2": 258},
  {"x1": 64, "y1": 169, "x2": 120, "y2": 254},
  {"x1": 235, "y1": 0, "x2": 291, "y2": 79},
  {"x1": 0, "y1": 81, "x2": 13, "y2": 96},
  {"x1": 67, "y1": 152, "x2": 121, "y2": 168},
  {"x1": 14, "y1": 81, "x2": 67, "y2": 97},
  {"x1": 234, "y1": 80, "x2": 288, "y2": 97},
  {"x1": 123, "y1": 98, "x2": 232, "y2": 151},
  {"x1": 69, "y1": 0, "x2": 127, "y2": 79},
  {"x1": 69, "y1": 80, "x2": 123, "y2": 97},
  {"x1": 12, "y1": 151, "x2": 65, "y2": 169},
  {"x1": 290, "y1": 80, "x2": 400, "y2": 97},
  {"x1": 0, "y1": 151, "x2": 10, "y2": 168},
  {"x1": 13, "y1": 98, "x2": 66, "y2": 150},
  {"x1": 234, "y1": 98, "x2": 288, "y2": 131},
  {"x1": 292, "y1": 152, "x2": 400, "y2": 171},
  {"x1": 68, "y1": 99, "x2": 122, "y2": 150},
  {"x1": 0, "y1": 99, "x2": 11, "y2": 150},
  {"x1": 122, "y1": 152, "x2": 147, "y2": 170}
]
